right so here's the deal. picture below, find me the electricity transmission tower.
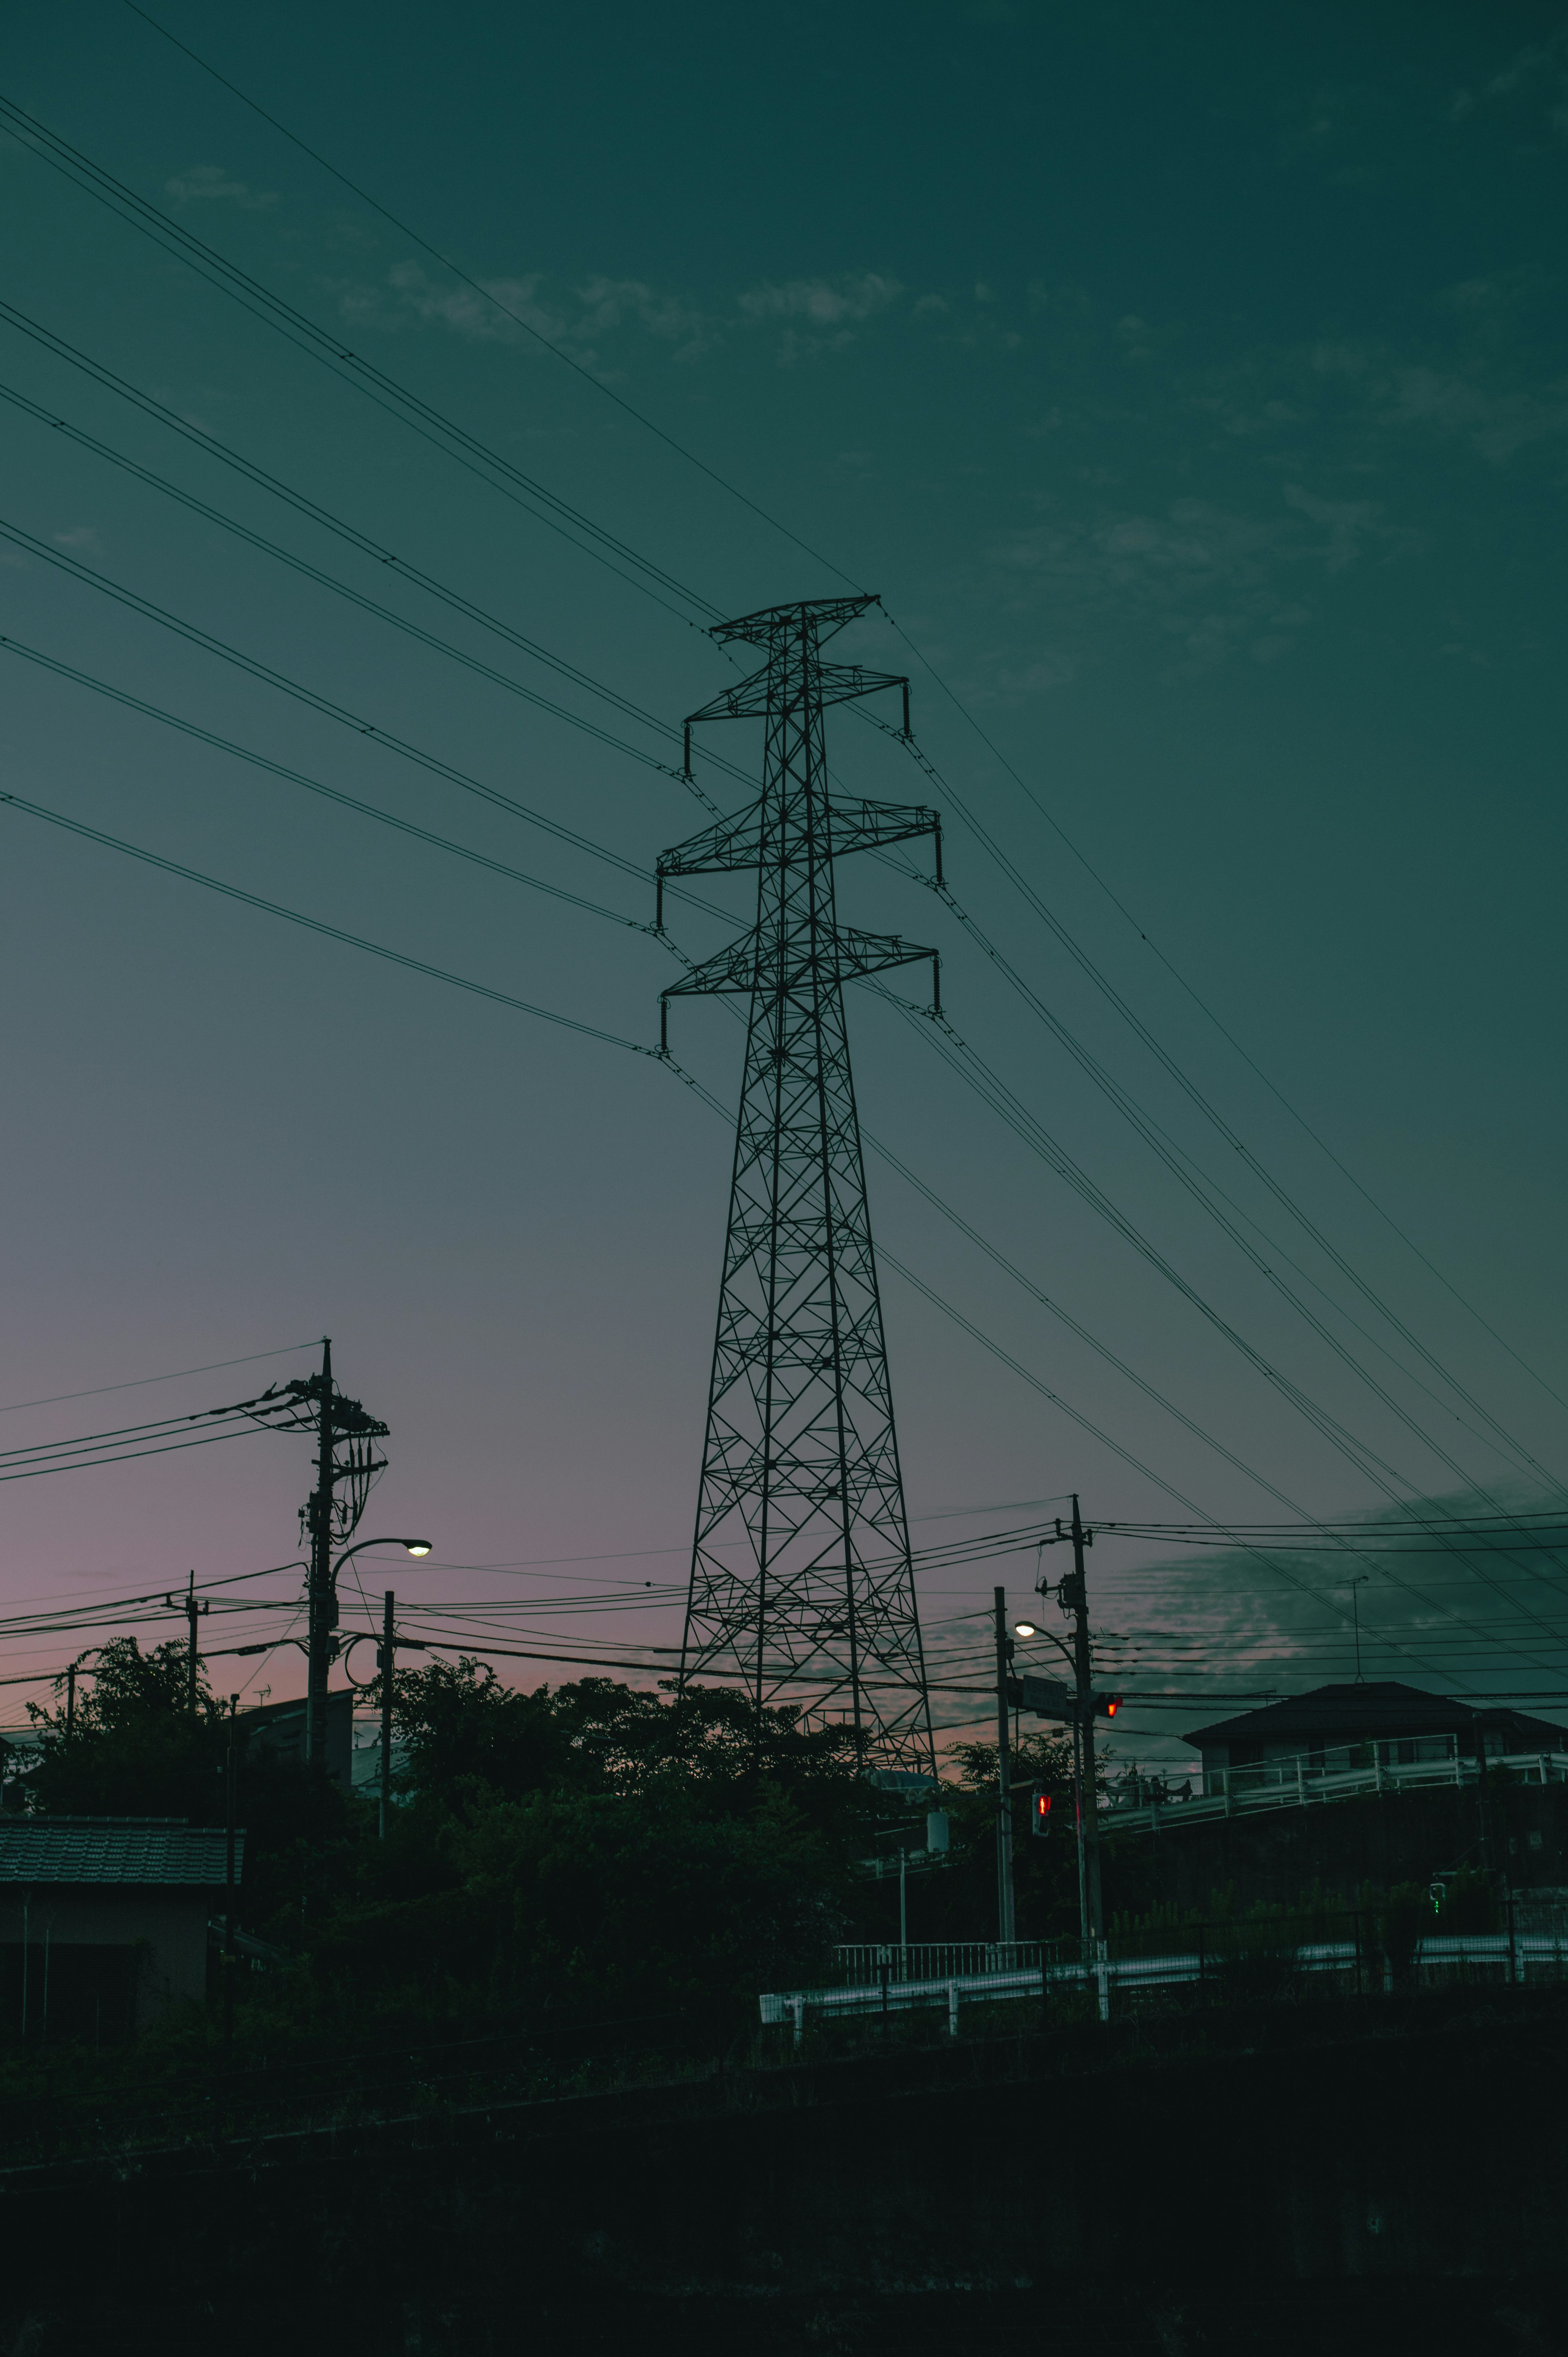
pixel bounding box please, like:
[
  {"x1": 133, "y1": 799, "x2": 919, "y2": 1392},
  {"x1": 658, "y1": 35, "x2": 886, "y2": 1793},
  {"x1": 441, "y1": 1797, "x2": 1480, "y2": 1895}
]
[{"x1": 659, "y1": 594, "x2": 942, "y2": 1773}]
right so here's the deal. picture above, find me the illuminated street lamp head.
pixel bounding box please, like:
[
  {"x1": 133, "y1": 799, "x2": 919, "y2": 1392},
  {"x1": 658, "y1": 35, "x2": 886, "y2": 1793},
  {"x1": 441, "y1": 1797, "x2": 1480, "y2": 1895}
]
[
  {"x1": 1013, "y1": 1620, "x2": 1038, "y2": 1639},
  {"x1": 403, "y1": 1541, "x2": 433, "y2": 1559}
]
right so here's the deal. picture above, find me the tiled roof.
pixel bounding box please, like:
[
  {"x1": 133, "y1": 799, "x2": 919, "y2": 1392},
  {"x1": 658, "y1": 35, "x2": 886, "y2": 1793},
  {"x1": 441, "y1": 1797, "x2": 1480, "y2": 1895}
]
[
  {"x1": 0, "y1": 1818, "x2": 242, "y2": 1886},
  {"x1": 1183, "y1": 1681, "x2": 1568, "y2": 1752}
]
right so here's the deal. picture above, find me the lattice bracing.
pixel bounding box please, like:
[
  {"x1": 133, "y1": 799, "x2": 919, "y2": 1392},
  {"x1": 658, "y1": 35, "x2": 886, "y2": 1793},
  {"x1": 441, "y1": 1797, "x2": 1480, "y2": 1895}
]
[{"x1": 660, "y1": 595, "x2": 941, "y2": 1771}]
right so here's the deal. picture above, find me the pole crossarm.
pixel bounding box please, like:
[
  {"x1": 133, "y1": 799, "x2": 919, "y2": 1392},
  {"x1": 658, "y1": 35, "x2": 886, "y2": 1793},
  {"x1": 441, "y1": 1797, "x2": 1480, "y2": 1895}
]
[
  {"x1": 685, "y1": 664, "x2": 909, "y2": 730},
  {"x1": 709, "y1": 592, "x2": 879, "y2": 648},
  {"x1": 663, "y1": 925, "x2": 937, "y2": 1004},
  {"x1": 666, "y1": 593, "x2": 937, "y2": 1776},
  {"x1": 659, "y1": 795, "x2": 938, "y2": 883}
]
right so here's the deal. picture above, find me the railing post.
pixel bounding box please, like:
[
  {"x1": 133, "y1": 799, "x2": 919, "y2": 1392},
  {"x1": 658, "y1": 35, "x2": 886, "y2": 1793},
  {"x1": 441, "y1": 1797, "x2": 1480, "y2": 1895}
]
[
  {"x1": 947, "y1": 1980, "x2": 960, "y2": 2038},
  {"x1": 1296, "y1": 1760, "x2": 1305, "y2": 1808},
  {"x1": 791, "y1": 1996, "x2": 805, "y2": 2050}
]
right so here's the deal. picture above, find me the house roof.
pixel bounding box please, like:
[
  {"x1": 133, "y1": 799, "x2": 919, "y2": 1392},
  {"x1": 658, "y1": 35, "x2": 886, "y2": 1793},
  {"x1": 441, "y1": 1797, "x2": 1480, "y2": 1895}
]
[
  {"x1": 1183, "y1": 1681, "x2": 1568, "y2": 1753},
  {"x1": 0, "y1": 1818, "x2": 242, "y2": 1886}
]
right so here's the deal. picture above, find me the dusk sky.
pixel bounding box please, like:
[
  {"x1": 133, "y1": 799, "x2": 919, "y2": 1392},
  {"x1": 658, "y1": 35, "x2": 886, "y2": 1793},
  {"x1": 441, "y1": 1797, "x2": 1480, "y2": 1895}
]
[{"x1": 2, "y1": 0, "x2": 1566, "y2": 1772}]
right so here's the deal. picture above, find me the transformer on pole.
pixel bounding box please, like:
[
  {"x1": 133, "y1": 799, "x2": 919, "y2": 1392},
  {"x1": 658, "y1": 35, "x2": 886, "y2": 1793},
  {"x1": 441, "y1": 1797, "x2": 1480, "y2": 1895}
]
[{"x1": 659, "y1": 594, "x2": 942, "y2": 1773}]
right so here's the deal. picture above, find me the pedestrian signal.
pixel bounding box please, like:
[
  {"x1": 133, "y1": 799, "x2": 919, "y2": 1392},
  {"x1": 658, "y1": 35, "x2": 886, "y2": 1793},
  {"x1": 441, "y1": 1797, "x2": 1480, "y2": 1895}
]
[{"x1": 1029, "y1": 1788, "x2": 1052, "y2": 1838}]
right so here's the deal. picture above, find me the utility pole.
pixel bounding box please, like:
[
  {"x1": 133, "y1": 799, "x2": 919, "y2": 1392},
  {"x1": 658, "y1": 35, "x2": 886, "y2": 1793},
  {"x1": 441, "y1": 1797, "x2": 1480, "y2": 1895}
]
[
  {"x1": 292, "y1": 1341, "x2": 390, "y2": 1768},
  {"x1": 165, "y1": 1571, "x2": 209, "y2": 1712},
  {"x1": 379, "y1": 1592, "x2": 396, "y2": 1842},
  {"x1": 1035, "y1": 1494, "x2": 1105, "y2": 1949},
  {"x1": 305, "y1": 1338, "x2": 336, "y2": 1767},
  {"x1": 661, "y1": 594, "x2": 943, "y2": 1773},
  {"x1": 65, "y1": 1664, "x2": 75, "y2": 1739},
  {"x1": 1063, "y1": 1497, "x2": 1105, "y2": 1947},
  {"x1": 993, "y1": 1586, "x2": 1016, "y2": 1947},
  {"x1": 223, "y1": 1694, "x2": 237, "y2": 2045}
]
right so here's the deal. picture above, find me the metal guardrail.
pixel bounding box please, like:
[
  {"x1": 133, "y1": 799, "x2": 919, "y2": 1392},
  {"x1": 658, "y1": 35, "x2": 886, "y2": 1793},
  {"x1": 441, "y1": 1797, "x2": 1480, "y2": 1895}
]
[
  {"x1": 1102, "y1": 1747, "x2": 1568, "y2": 1835},
  {"x1": 762, "y1": 1929, "x2": 1568, "y2": 2043}
]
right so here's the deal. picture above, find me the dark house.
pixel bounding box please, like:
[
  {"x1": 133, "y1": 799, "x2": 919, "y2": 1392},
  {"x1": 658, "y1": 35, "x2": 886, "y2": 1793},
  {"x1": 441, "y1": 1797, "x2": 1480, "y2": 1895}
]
[
  {"x1": 1184, "y1": 1682, "x2": 1568, "y2": 1793},
  {"x1": 236, "y1": 1688, "x2": 354, "y2": 1791},
  {"x1": 0, "y1": 1817, "x2": 242, "y2": 2041}
]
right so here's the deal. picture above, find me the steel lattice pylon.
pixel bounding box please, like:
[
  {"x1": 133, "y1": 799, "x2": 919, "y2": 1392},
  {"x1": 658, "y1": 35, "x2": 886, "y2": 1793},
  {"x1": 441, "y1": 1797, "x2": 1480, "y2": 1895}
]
[{"x1": 659, "y1": 594, "x2": 942, "y2": 1771}]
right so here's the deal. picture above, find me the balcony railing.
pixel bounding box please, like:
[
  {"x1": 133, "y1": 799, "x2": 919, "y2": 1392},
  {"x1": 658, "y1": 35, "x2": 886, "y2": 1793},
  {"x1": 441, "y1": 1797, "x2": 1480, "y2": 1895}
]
[{"x1": 1102, "y1": 1744, "x2": 1568, "y2": 1835}]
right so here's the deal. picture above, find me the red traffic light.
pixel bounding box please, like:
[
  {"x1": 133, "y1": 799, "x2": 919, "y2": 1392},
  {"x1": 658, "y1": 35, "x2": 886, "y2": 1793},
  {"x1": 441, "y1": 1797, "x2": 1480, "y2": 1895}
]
[
  {"x1": 1089, "y1": 1690, "x2": 1122, "y2": 1719},
  {"x1": 1104, "y1": 1694, "x2": 1121, "y2": 1719},
  {"x1": 1029, "y1": 1788, "x2": 1052, "y2": 1837}
]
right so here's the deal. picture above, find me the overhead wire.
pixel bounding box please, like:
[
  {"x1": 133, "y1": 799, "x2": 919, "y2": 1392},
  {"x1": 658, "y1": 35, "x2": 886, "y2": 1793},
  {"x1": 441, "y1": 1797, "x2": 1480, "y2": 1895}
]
[
  {"x1": 11, "y1": 91, "x2": 1552, "y2": 1528},
  {"x1": 0, "y1": 634, "x2": 656, "y2": 937},
  {"x1": 0, "y1": 346, "x2": 742, "y2": 813},
  {"x1": 871, "y1": 615, "x2": 1568, "y2": 1428},
  {"x1": 8, "y1": 81, "x2": 1561, "y2": 1699},
  {"x1": 0, "y1": 94, "x2": 720, "y2": 626},
  {"x1": 0, "y1": 1339, "x2": 316, "y2": 1416},
  {"x1": 110, "y1": 0, "x2": 1568, "y2": 1444},
  {"x1": 0, "y1": 767, "x2": 1428, "y2": 1682},
  {"x1": 877, "y1": 999, "x2": 1568, "y2": 1647},
  {"x1": 40, "y1": 33, "x2": 1560, "y2": 1502},
  {"x1": 870, "y1": 711, "x2": 1567, "y2": 1501},
  {"x1": 0, "y1": 787, "x2": 657, "y2": 1057},
  {"x1": 116, "y1": 0, "x2": 865, "y2": 595}
]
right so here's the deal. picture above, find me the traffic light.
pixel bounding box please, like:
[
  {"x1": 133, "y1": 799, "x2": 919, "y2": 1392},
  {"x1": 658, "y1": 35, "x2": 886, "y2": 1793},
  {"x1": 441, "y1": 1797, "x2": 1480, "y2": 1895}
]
[
  {"x1": 1029, "y1": 1788, "x2": 1053, "y2": 1838},
  {"x1": 1091, "y1": 1692, "x2": 1122, "y2": 1719}
]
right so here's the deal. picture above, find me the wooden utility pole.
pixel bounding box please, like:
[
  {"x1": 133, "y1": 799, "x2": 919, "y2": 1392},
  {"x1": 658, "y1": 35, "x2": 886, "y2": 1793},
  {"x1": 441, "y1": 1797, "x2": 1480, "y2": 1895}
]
[
  {"x1": 223, "y1": 1694, "x2": 238, "y2": 2044},
  {"x1": 305, "y1": 1340, "x2": 336, "y2": 1767},
  {"x1": 993, "y1": 1587, "x2": 1016, "y2": 1946},
  {"x1": 379, "y1": 1591, "x2": 396, "y2": 1842},
  {"x1": 1063, "y1": 1498, "x2": 1104, "y2": 1946}
]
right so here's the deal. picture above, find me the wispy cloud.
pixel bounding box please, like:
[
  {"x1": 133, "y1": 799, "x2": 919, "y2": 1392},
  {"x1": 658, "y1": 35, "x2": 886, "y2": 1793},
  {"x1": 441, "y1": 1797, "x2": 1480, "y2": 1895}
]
[
  {"x1": 164, "y1": 165, "x2": 279, "y2": 212},
  {"x1": 738, "y1": 272, "x2": 902, "y2": 362},
  {"x1": 984, "y1": 480, "x2": 1410, "y2": 682},
  {"x1": 1452, "y1": 32, "x2": 1568, "y2": 142},
  {"x1": 336, "y1": 262, "x2": 716, "y2": 368}
]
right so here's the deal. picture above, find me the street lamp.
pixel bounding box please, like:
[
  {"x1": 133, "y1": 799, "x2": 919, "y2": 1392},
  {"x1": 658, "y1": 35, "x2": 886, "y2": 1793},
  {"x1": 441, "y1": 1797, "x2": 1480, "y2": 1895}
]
[
  {"x1": 302, "y1": 1539, "x2": 433, "y2": 1767},
  {"x1": 328, "y1": 1540, "x2": 433, "y2": 1834},
  {"x1": 332, "y1": 1538, "x2": 432, "y2": 1577},
  {"x1": 1013, "y1": 1621, "x2": 1038, "y2": 1639}
]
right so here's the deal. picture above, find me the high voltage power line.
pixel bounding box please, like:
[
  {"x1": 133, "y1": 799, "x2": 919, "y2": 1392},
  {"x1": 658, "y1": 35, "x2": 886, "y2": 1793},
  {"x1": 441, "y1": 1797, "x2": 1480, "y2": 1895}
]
[
  {"x1": 4, "y1": 70, "x2": 1564, "y2": 1706},
  {"x1": 89, "y1": 6, "x2": 1568, "y2": 1444},
  {"x1": 2, "y1": 82, "x2": 1550, "y2": 1524},
  {"x1": 0, "y1": 95, "x2": 722, "y2": 625},
  {"x1": 0, "y1": 746, "x2": 1550, "y2": 1695},
  {"x1": 14, "y1": 285, "x2": 1544, "y2": 1521},
  {"x1": 8, "y1": 478, "x2": 1548, "y2": 1574}
]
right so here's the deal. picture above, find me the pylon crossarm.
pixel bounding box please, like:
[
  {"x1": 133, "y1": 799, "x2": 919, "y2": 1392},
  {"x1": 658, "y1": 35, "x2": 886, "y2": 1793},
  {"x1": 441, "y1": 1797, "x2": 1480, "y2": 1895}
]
[
  {"x1": 825, "y1": 797, "x2": 938, "y2": 857},
  {"x1": 814, "y1": 664, "x2": 909, "y2": 711},
  {"x1": 663, "y1": 932, "x2": 760, "y2": 998},
  {"x1": 710, "y1": 592, "x2": 878, "y2": 647},
  {"x1": 686, "y1": 671, "x2": 772, "y2": 725},
  {"x1": 659, "y1": 801, "x2": 764, "y2": 878},
  {"x1": 833, "y1": 929, "x2": 938, "y2": 984}
]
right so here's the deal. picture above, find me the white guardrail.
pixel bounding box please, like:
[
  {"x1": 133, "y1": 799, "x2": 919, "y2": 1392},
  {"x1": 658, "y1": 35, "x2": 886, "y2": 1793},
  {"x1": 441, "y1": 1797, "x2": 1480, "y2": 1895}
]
[
  {"x1": 760, "y1": 1931, "x2": 1568, "y2": 2042},
  {"x1": 1103, "y1": 1747, "x2": 1568, "y2": 1835}
]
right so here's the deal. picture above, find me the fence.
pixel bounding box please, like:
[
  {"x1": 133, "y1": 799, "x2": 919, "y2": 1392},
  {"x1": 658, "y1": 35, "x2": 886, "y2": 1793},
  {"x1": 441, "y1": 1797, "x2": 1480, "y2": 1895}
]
[
  {"x1": 832, "y1": 1942, "x2": 1048, "y2": 1984},
  {"x1": 766, "y1": 1907, "x2": 1568, "y2": 2044},
  {"x1": 1102, "y1": 1745, "x2": 1568, "y2": 1835}
]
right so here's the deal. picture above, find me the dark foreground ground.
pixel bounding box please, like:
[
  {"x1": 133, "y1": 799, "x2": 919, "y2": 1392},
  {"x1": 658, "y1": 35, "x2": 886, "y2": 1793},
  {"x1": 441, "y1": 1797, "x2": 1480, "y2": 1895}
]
[{"x1": 3, "y1": 1985, "x2": 1567, "y2": 2354}]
